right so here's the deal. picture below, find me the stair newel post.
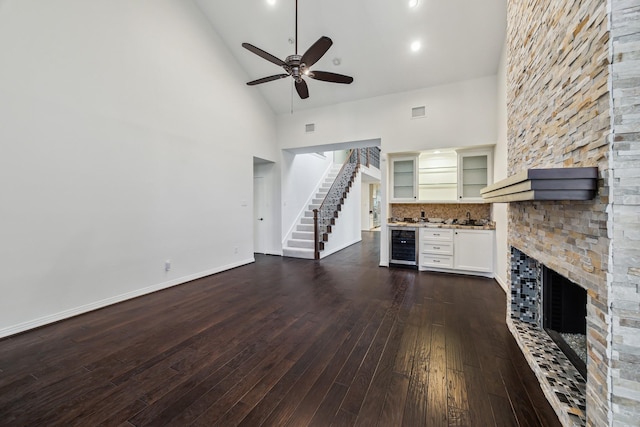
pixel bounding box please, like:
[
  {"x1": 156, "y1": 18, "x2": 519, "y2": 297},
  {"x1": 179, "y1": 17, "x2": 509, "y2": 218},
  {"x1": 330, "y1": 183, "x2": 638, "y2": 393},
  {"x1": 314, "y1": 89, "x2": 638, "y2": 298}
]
[{"x1": 313, "y1": 208, "x2": 319, "y2": 260}]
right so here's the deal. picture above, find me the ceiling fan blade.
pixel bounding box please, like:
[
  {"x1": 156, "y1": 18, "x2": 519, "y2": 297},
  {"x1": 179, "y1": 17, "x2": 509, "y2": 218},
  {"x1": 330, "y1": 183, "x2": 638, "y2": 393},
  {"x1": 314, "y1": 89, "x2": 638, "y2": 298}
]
[
  {"x1": 295, "y1": 79, "x2": 309, "y2": 99},
  {"x1": 242, "y1": 43, "x2": 286, "y2": 67},
  {"x1": 301, "y1": 36, "x2": 333, "y2": 68},
  {"x1": 308, "y1": 71, "x2": 354, "y2": 84},
  {"x1": 247, "y1": 74, "x2": 290, "y2": 85}
]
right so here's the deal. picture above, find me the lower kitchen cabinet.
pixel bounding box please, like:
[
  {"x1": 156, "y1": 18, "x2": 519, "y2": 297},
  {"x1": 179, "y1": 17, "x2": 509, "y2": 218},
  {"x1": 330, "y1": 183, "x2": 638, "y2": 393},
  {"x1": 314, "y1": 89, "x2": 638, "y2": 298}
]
[
  {"x1": 453, "y1": 229, "x2": 494, "y2": 273},
  {"x1": 419, "y1": 227, "x2": 494, "y2": 277}
]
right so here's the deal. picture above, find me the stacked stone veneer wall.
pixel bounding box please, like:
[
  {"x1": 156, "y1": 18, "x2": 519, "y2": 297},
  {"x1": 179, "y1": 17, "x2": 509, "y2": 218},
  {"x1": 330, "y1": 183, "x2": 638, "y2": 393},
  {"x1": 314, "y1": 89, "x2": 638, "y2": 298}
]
[
  {"x1": 609, "y1": 1, "x2": 640, "y2": 424},
  {"x1": 507, "y1": 1, "x2": 612, "y2": 425}
]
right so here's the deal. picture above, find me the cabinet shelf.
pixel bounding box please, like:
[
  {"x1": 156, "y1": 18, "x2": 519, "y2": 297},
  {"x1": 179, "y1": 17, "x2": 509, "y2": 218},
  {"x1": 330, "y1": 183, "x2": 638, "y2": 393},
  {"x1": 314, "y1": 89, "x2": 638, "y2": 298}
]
[{"x1": 420, "y1": 166, "x2": 457, "y2": 172}]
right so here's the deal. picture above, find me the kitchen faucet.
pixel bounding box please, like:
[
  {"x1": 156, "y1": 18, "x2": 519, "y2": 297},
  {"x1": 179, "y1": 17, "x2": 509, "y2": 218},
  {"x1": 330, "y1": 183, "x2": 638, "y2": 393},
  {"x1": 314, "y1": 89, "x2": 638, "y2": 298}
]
[{"x1": 466, "y1": 211, "x2": 471, "y2": 221}]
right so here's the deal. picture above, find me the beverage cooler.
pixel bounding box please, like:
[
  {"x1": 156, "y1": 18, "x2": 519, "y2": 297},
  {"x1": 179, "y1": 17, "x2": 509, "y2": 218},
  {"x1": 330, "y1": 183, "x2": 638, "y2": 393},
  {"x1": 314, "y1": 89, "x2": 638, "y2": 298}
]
[{"x1": 389, "y1": 227, "x2": 418, "y2": 266}]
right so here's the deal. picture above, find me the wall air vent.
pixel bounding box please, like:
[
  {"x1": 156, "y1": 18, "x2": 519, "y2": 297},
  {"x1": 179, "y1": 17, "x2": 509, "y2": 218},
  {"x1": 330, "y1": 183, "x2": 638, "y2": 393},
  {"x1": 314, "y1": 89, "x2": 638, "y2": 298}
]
[
  {"x1": 305, "y1": 123, "x2": 315, "y2": 133},
  {"x1": 411, "y1": 106, "x2": 426, "y2": 118}
]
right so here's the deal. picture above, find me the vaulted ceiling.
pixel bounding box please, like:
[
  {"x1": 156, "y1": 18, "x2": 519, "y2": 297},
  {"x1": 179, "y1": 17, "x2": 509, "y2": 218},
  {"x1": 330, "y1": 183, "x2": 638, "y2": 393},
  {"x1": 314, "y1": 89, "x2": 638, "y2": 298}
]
[{"x1": 195, "y1": 0, "x2": 506, "y2": 115}]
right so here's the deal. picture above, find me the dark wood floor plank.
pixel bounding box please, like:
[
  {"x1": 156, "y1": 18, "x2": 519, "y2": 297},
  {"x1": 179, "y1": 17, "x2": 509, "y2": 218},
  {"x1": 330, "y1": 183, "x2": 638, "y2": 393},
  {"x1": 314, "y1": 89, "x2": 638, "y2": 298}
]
[
  {"x1": 400, "y1": 297, "x2": 435, "y2": 427},
  {"x1": 333, "y1": 305, "x2": 387, "y2": 387},
  {"x1": 221, "y1": 301, "x2": 355, "y2": 427},
  {"x1": 257, "y1": 314, "x2": 355, "y2": 427},
  {"x1": 354, "y1": 316, "x2": 404, "y2": 426},
  {"x1": 425, "y1": 323, "x2": 448, "y2": 427},
  {"x1": 463, "y1": 364, "x2": 497, "y2": 426},
  {"x1": 377, "y1": 372, "x2": 410, "y2": 427},
  {"x1": 136, "y1": 313, "x2": 318, "y2": 426},
  {"x1": 489, "y1": 392, "x2": 520, "y2": 427},
  {"x1": 498, "y1": 355, "x2": 552, "y2": 427},
  {"x1": 189, "y1": 303, "x2": 344, "y2": 426},
  {"x1": 308, "y1": 382, "x2": 349, "y2": 427},
  {"x1": 0, "y1": 232, "x2": 559, "y2": 426},
  {"x1": 277, "y1": 302, "x2": 379, "y2": 427},
  {"x1": 446, "y1": 368, "x2": 470, "y2": 426},
  {"x1": 392, "y1": 303, "x2": 421, "y2": 376},
  {"x1": 338, "y1": 308, "x2": 396, "y2": 417}
]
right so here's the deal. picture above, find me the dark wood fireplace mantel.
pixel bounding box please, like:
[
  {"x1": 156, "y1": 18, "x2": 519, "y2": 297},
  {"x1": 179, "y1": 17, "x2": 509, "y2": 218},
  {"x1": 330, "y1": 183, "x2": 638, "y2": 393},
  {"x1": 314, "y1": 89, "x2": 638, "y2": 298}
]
[{"x1": 480, "y1": 167, "x2": 598, "y2": 202}]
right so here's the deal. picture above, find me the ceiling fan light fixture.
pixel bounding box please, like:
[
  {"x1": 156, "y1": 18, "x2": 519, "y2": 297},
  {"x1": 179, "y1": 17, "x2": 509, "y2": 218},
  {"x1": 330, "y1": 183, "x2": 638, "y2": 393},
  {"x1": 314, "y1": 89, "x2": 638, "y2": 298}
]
[{"x1": 241, "y1": 0, "x2": 354, "y2": 100}]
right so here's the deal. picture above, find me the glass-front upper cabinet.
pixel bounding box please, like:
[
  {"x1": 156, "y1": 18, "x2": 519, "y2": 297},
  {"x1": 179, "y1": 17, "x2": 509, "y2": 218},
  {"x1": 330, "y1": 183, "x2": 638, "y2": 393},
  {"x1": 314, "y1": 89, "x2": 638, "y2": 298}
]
[
  {"x1": 457, "y1": 148, "x2": 493, "y2": 202},
  {"x1": 390, "y1": 156, "x2": 417, "y2": 202}
]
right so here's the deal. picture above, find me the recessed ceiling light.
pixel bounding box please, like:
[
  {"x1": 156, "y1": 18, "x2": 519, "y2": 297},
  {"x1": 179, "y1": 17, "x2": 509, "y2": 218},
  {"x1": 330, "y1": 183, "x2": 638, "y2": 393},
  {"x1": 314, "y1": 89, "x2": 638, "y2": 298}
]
[
  {"x1": 266, "y1": 0, "x2": 276, "y2": 5},
  {"x1": 410, "y1": 40, "x2": 421, "y2": 52},
  {"x1": 408, "y1": 0, "x2": 419, "y2": 8}
]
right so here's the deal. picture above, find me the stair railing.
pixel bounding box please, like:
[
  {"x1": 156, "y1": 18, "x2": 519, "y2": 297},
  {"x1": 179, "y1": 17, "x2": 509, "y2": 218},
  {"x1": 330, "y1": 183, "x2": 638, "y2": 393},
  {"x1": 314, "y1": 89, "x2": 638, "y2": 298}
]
[{"x1": 313, "y1": 149, "x2": 360, "y2": 259}]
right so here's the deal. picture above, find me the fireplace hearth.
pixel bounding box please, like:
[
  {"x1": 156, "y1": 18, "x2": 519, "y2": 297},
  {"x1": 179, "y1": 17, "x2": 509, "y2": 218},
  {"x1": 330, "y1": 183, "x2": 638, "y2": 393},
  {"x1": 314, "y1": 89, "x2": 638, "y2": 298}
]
[{"x1": 510, "y1": 247, "x2": 587, "y2": 426}]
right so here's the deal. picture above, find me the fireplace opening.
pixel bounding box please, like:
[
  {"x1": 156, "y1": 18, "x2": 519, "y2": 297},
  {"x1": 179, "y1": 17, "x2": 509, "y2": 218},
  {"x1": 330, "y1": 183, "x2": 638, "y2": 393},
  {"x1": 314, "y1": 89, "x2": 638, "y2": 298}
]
[{"x1": 542, "y1": 267, "x2": 587, "y2": 379}]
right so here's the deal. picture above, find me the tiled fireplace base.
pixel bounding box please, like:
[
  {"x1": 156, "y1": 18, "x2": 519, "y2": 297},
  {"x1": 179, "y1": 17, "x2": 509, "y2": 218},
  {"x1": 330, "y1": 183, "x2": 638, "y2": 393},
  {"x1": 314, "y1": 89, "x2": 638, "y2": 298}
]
[{"x1": 509, "y1": 318, "x2": 586, "y2": 426}]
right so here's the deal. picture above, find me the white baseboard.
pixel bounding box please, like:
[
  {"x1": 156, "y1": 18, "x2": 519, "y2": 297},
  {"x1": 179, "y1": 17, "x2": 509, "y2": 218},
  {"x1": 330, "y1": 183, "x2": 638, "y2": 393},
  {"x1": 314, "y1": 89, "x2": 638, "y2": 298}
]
[
  {"x1": 0, "y1": 257, "x2": 255, "y2": 339},
  {"x1": 494, "y1": 273, "x2": 508, "y2": 293}
]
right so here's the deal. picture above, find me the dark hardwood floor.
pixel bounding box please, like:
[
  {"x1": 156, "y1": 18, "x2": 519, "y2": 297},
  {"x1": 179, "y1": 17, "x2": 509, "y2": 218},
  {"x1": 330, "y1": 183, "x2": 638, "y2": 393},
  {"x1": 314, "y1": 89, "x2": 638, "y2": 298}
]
[{"x1": 0, "y1": 232, "x2": 560, "y2": 426}]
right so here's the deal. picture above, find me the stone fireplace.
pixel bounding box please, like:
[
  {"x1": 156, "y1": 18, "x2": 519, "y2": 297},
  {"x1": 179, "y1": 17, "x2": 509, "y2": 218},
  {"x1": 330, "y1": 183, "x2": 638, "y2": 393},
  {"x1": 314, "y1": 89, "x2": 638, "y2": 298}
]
[{"x1": 506, "y1": 1, "x2": 639, "y2": 426}]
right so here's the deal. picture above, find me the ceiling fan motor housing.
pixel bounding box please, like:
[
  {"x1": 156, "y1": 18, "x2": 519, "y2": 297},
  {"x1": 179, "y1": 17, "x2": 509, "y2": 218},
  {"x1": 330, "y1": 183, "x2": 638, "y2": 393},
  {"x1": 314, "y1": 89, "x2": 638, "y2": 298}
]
[{"x1": 286, "y1": 55, "x2": 304, "y2": 82}]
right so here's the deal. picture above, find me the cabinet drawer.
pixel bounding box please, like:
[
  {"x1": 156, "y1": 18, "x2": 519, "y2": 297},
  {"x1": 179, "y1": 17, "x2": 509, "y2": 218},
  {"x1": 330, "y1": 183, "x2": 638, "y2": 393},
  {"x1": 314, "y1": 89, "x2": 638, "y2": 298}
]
[
  {"x1": 420, "y1": 228, "x2": 453, "y2": 241},
  {"x1": 421, "y1": 241, "x2": 453, "y2": 255},
  {"x1": 420, "y1": 254, "x2": 454, "y2": 269}
]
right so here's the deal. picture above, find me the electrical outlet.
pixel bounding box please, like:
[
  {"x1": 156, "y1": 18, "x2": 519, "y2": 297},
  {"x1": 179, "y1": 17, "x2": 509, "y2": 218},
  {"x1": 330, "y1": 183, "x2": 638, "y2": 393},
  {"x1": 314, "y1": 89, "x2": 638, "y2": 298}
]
[
  {"x1": 165, "y1": 260, "x2": 171, "y2": 271},
  {"x1": 234, "y1": 247, "x2": 239, "y2": 254}
]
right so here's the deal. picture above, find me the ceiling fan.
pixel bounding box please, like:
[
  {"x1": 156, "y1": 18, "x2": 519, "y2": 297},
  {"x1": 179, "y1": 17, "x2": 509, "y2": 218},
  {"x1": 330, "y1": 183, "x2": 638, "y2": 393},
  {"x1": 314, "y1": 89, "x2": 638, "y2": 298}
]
[{"x1": 241, "y1": 0, "x2": 354, "y2": 100}]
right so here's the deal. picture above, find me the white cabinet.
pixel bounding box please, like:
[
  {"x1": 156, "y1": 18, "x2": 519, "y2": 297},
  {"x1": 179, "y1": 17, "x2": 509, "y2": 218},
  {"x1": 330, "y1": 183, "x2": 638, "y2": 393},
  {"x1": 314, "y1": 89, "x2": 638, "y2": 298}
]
[
  {"x1": 419, "y1": 227, "x2": 494, "y2": 277},
  {"x1": 390, "y1": 156, "x2": 417, "y2": 202},
  {"x1": 457, "y1": 148, "x2": 493, "y2": 202},
  {"x1": 390, "y1": 147, "x2": 494, "y2": 203},
  {"x1": 419, "y1": 228, "x2": 454, "y2": 270},
  {"x1": 453, "y1": 229, "x2": 494, "y2": 273},
  {"x1": 417, "y1": 151, "x2": 457, "y2": 201}
]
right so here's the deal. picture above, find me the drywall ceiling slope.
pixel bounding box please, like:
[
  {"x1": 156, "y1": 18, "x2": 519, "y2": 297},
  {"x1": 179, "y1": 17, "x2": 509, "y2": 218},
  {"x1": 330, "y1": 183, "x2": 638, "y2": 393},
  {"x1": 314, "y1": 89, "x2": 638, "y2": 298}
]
[{"x1": 195, "y1": 0, "x2": 506, "y2": 114}]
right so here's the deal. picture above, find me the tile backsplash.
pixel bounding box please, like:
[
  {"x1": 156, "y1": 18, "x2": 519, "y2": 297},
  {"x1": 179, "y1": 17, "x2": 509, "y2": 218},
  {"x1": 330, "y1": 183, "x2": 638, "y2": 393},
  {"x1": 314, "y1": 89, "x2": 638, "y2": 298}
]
[{"x1": 390, "y1": 203, "x2": 491, "y2": 221}]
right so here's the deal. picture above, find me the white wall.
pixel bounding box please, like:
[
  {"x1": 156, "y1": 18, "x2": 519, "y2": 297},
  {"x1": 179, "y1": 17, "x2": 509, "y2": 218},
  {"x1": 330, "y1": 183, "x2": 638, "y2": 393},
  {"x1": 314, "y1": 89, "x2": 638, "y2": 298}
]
[
  {"x1": 361, "y1": 183, "x2": 371, "y2": 230},
  {"x1": 277, "y1": 76, "x2": 498, "y2": 153},
  {"x1": 280, "y1": 151, "x2": 333, "y2": 242},
  {"x1": 494, "y1": 42, "x2": 509, "y2": 292},
  {"x1": 0, "y1": 0, "x2": 278, "y2": 336},
  {"x1": 321, "y1": 173, "x2": 362, "y2": 257}
]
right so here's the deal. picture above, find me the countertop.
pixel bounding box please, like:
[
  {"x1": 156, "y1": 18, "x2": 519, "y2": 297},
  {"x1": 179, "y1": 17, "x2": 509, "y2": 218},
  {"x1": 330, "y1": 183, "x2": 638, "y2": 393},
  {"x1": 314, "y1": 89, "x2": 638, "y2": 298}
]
[{"x1": 387, "y1": 221, "x2": 496, "y2": 230}]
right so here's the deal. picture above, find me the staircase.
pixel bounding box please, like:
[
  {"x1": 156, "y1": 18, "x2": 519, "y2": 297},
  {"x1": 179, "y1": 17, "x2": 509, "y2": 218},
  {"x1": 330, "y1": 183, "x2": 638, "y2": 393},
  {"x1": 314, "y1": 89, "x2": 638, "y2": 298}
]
[{"x1": 282, "y1": 165, "x2": 342, "y2": 259}]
